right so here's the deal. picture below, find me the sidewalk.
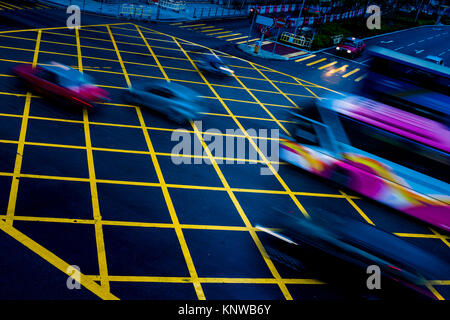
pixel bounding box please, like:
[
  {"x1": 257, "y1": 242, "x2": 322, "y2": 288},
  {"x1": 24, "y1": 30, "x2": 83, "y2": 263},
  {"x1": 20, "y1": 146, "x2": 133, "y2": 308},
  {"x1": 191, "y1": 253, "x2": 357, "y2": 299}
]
[{"x1": 38, "y1": 0, "x2": 248, "y2": 21}]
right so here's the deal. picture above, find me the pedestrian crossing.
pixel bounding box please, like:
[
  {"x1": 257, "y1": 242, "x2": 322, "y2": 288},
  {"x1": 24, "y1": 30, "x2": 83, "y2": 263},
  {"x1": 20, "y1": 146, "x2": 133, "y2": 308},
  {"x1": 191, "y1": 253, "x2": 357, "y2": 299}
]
[
  {"x1": 170, "y1": 21, "x2": 259, "y2": 45},
  {"x1": 0, "y1": 1, "x2": 51, "y2": 10},
  {"x1": 295, "y1": 54, "x2": 365, "y2": 82}
]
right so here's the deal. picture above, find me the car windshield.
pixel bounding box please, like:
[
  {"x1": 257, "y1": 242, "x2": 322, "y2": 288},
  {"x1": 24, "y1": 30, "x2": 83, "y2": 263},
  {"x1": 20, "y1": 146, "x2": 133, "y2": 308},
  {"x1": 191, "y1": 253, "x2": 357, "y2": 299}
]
[{"x1": 342, "y1": 39, "x2": 356, "y2": 46}]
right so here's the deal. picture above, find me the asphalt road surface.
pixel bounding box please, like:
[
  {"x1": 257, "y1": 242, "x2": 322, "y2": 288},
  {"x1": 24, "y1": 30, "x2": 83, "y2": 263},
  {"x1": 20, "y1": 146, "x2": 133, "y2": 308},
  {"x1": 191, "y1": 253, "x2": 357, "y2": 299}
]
[{"x1": 0, "y1": 2, "x2": 448, "y2": 300}]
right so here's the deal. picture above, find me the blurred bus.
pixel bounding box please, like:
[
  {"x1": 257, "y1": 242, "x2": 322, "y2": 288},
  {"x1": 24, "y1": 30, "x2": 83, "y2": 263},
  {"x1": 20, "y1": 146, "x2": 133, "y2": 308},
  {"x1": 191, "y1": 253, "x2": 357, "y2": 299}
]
[
  {"x1": 280, "y1": 94, "x2": 449, "y2": 232},
  {"x1": 362, "y1": 46, "x2": 450, "y2": 125}
]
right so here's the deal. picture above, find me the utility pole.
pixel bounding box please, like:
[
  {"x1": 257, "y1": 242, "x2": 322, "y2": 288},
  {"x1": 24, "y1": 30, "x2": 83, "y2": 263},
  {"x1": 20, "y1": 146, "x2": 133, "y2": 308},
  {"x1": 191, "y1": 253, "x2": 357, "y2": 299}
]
[{"x1": 293, "y1": 0, "x2": 307, "y2": 35}]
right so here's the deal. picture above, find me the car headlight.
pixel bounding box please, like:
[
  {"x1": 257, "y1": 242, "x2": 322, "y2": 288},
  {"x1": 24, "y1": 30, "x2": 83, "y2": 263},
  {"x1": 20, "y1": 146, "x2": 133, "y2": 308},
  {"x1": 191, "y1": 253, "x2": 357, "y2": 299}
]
[
  {"x1": 347, "y1": 50, "x2": 351, "y2": 54},
  {"x1": 336, "y1": 47, "x2": 340, "y2": 50}
]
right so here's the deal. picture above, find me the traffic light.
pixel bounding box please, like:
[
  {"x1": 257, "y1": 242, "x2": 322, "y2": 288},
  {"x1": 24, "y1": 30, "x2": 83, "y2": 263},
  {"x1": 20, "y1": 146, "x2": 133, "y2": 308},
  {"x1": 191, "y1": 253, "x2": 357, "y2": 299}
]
[{"x1": 248, "y1": 8, "x2": 256, "y2": 22}]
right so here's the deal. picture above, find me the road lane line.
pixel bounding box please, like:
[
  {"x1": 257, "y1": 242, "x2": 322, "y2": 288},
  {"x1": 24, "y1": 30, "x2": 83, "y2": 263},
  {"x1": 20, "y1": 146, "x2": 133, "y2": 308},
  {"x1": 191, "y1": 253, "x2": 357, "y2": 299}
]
[
  {"x1": 201, "y1": 28, "x2": 222, "y2": 32},
  {"x1": 78, "y1": 27, "x2": 110, "y2": 292},
  {"x1": 217, "y1": 33, "x2": 241, "y2": 38},
  {"x1": 175, "y1": 39, "x2": 304, "y2": 300},
  {"x1": 179, "y1": 23, "x2": 206, "y2": 28},
  {"x1": 0, "y1": 220, "x2": 119, "y2": 300},
  {"x1": 226, "y1": 35, "x2": 248, "y2": 41},
  {"x1": 354, "y1": 73, "x2": 367, "y2": 82},
  {"x1": 295, "y1": 54, "x2": 316, "y2": 62},
  {"x1": 206, "y1": 30, "x2": 231, "y2": 36},
  {"x1": 108, "y1": 25, "x2": 205, "y2": 300},
  {"x1": 135, "y1": 25, "x2": 169, "y2": 81},
  {"x1": 342, "y1": 68, "x2": 360, "y2": 78},
  {"x1": 5, "y1": 30, "x2": 41, "y2": 226},
  {"x1": 328, "y1": 64, "x2": 348, "y2": 75},
  {"x1": 318, "y1": 61, "x2": 337, "y2": 70},
  {"x1": 307, "y1": 58, "x2": 326, "y2": 66}
]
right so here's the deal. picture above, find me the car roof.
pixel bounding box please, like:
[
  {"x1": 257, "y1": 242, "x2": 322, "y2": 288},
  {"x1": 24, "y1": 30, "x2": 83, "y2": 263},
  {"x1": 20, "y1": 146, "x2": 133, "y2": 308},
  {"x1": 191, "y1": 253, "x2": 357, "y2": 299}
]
[
  {"x1": 139, "y1": 80, "x2": 199, "y2": 99},
  {"x1": 41, "y1": 62, "x2": 91, "y2": 82}
]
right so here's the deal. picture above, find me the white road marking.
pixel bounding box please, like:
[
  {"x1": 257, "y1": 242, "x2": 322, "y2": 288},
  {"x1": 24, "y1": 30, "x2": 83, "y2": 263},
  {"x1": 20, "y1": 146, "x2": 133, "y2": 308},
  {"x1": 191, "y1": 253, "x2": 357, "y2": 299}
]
[
  {"x1": 418, "y1": 39, "x2": 425, "y2": 43},
  {"x1": 395, "y1": 46, "x2": 404, "y2": 50},
  {"x1": 415, "y1": 49, "x2": 424, "y2": 54},
  {"x1": 407, "y1": 42, "x2": 415, "y2": 47}
]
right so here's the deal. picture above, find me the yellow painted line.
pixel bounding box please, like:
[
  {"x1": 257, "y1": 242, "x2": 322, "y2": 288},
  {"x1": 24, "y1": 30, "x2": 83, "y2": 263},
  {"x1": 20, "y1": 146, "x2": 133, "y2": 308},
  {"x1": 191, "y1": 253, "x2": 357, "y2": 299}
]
[
  {"x1": 318, "y1": 61, "x2": 338, "y2": 70},
  {"x1": 135, "y1": 25, "x2": 169, "y2": 81},
  {"x1": 76, "y1": 28, "x2": 110, "y2": 292},
  {"x1": 306, "y1": 58, "x2": 326, "y2": 66},
  {"x1": 339, "y1": 191, "x2": 375, "y2": 225},
  {"x1": 342, "y1": 68, "x2": 360, "y2": 78},
  {"x1": 5, "y1": 30, "x2": 41, "y2": 226},
  {"x1": 430, "y1": 228, "x2": 450, "y2": 248},
  {"x1": 0, "y1": 220, "x2": 119, "y2": 300},
  {"x1": 237, "y1": 38, "x2": 259, "y2": 44},
  {"x1": 295, "y1": 54, "x2": 316, "y2": 62},
  {"x1": 0, "y1": 1, "x2": 21, "y2": 9},
  {"x1": 108, "y1": 28, "x2": 205, "y2": 300},
  {"x1": 429, "y1": 280, "x2": 450, "y2": 285},
  {"x1": 328, "y1": 64, "x2": 348, "y2": 74},
  {"x1": 176, "y1": 38, "x2": 298, "y2": 300},
  {"x1": 179, "y1": 23, "x2": 206, "y2": 28},
  {"x1": 201, "y1": 28, "x2": 222, "y2": 33},
  {"x1": 354, "y1": 73, "x2": 367, "y2": 82},
  {"x1": 226, "y1": 35, "x2": 248, "y2": 42},
  {"x1": 426, "y1": 283, "x2": 445, "y2": 300},
  {"x1": 207, "y1": 30, "x2": 232, "y2": 36},
  {"x1": 170, "y1": 22, "x2": 183, "y2": 25},
  {"x1": 198, "y1": 26, "x2": 216, "y2": 30},
  {"x1": 217, "y1": 33, "x2": 241, "y2": 38}
]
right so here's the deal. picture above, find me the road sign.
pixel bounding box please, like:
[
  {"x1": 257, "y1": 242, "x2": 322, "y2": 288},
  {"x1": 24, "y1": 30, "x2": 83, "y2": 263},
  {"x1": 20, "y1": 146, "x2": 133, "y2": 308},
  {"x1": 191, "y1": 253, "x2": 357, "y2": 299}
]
[{"x1": 255, "y1": 15, "x2": 274, "y2": 27}]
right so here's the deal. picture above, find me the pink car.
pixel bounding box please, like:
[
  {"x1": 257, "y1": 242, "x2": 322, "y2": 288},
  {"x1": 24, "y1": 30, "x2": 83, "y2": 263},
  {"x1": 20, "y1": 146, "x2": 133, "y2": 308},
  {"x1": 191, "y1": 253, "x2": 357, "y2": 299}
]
[{"x1": 335, "y1": 37, "x2": 366, "y2": 58}]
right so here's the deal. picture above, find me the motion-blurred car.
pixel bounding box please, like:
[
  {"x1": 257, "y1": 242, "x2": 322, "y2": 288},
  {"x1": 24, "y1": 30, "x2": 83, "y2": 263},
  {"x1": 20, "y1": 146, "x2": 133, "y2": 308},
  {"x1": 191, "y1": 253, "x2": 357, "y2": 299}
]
[
  {"x1": 196, "y1": 54, "x2": 234, "y2": 77},
  {"x1": 124, "y1": 80, "x2": 205, "y2": 124},
  {"x1": 335, "y1": 37, "x2": 366, "y2": 58},
  {"x1": 13, "y1": 62, "x2": 109, "y2": 108},
  {"x1": 257, "y1": 209, "x2": 449, "y2": 299}
]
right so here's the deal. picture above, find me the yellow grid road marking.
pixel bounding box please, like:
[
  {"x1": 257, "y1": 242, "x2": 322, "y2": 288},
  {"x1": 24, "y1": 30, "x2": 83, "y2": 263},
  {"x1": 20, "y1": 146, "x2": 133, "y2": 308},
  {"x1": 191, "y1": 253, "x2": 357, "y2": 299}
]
[
  {"x1": 5, "y1": 30, "x2": 41, "y2": 226},
  {"x1": 76, "y1": 27, "x2": 110, "y2": 292},
  {"x1": 107, "y1": 26, "x2": 205, "y2": 300},
  {"x1": 0, "y1": 220, "x2": 119, "y2": 300}
]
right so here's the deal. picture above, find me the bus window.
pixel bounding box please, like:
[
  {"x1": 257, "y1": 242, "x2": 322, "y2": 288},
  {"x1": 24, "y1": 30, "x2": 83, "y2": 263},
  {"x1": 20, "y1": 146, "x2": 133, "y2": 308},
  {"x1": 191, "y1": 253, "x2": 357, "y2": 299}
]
[{"x1": 338, "y1": 115, "x2": 450, "y2": 184}]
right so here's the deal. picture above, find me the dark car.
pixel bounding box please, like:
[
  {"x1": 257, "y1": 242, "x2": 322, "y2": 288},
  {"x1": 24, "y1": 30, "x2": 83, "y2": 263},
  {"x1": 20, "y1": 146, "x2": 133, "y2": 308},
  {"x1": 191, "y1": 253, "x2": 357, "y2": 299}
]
[
  {"x1": 196, "y1": 54, "x2": 234, "y2": 77},
  {"x1": 124, "y1": 80, "x2": 205, "y2": 124},
  {"x1": 256, "y1": 209, "x2": 449, "y2": 299},
  {"x1": 335, "y1": 37, "x2": 366, "y2": 58},
  {"x1": 13, "y1": 62, "x2": 109, "y2": 108}
]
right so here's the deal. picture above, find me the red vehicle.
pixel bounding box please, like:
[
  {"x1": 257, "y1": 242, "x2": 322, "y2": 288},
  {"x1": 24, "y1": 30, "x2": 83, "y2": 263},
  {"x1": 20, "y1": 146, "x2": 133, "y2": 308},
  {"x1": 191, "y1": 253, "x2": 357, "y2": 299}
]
[
  {"x1": 335, "y1": 37, "x2": 366, "y2": 59},
  {"x1": 13, "y1": 62, "x2": 109, "y2": 107}
]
